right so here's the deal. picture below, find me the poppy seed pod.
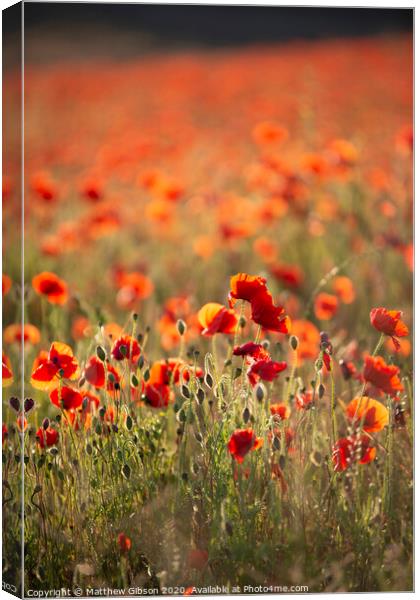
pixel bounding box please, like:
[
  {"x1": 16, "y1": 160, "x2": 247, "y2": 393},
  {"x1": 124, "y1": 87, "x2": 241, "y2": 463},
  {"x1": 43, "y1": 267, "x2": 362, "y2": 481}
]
[
  {"x1": 318, "y1": 383, "x2": 325, "y2": 399},
  {"x1": 289, "y1": 335, "x2": 299, "y2": 351},
  {"x1": 243, "y1": 406, "x2": 251, "y2": 423},
  {"x1": 42, "y1": 418, "x2": 50, "y2": 430},
  {"x1": 176, "y1": 319, "x2": 187, "y2": 336},
  {"x1": 255, "y1": 383, "x2": 266, "y2": 403},
  {"x1": 96, "y1": 345, "x2": 106, "y2": 362}
]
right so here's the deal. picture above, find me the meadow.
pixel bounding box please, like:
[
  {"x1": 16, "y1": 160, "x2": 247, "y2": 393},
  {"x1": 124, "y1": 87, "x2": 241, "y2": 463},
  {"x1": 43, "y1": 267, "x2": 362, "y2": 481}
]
[{"x1": 2, "y1": 33, "x2": 413, "y2": 594}]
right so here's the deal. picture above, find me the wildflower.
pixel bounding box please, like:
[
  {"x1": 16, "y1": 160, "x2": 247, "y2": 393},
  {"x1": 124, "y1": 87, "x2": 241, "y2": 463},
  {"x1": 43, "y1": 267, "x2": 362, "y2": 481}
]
[
  {"x1": 111, "y1": 335, "x2": 141, "y2": 362},
  {"x1": 228, "y1": 428, "x2": 263, "y2": 463},
  {"x1": 291, "y1": 320, "x2": 320, "y2": 361},
  {"x1": 295, "y1": 390, "x2": 314, "y2": 410},
  {"x1": 332, "y1": 276, "x2": 355, "y2": 304},
  {"x1": 198, "y1": 302, "x2": 238, "y2": 336},
  {"x1": 339, "y1": 359, "x2": 361, "y2": 381},
  {"x1": 31, "y1": 342, "x2": 80, "y2": 390},
  {"x1": 250, "y1": 290, "x2": 290, "y2": 333},
  {"x1": 115, "y1": 271, "x2": 154, "y2": 309},
  {"x1": 270, "y1": 264, "x2": 303, "y2": 289},
  {"x1": 332, "y1": 434, "x2": 376, "y2": 471},
  {"x1": 36, "y1": 426, "x2": 59, "y2": 448},
  {"x1": 248, "y1": 359, "x2": 287, "y2": 386},
  {"x1": 229, "y1": 273, "x2": 267, "y2": 306},
  {"x1": 50, "y1": 386, "x2": 83, "y2": 410},
  {"x1": 314, "y1": 293, "x2": 338, "y2": 321},
  {"x1": 71, "y1": 316, "x2": 92, "y2": 340},
  {"x1": 363, "y1": 355, "x2": 403, "y2": 397},
  {"x1": 84, "y1": 356, "x2": 106, "y2": 388},
  {"x1": 252, "y1": 121, "x2": 288, "y2": 145},
  {"x1": 32, "y1": 272, "x2": 68, "y2": 305},
  {"x1": 2, "y1": 423, "x2": 8, "y2": 444},
  {"x1": 233, "y1": 342, "x2": 270, "y2": 361},
  {"x1": 370, "y1": 307, "x2": 409, "y2": 350},
  {"x1": 4, "y1": 323, "x2": 41, "y2": 345},
  {"x1": 270, "y1": 403, "x2": 290, "y2": 420},
  {"x1": 2, "y1": 352, "x2": 13, "y2": 387},
  {"x1": 346, "y1": 396, "x2": 389, "y2": 433},
  {"x1": 17, "y1": 414, "x2": 27, "y2": 432},
  {"x1": 117, "y1": 533, "x2": 131, "y2": 553},
  {"x1": 2, "y1": 274, "x2": 11, "y2": 295}
]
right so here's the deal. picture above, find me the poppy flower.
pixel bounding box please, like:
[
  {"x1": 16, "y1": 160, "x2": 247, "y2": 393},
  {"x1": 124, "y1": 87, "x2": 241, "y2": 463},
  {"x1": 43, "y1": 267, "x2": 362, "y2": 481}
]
[
  {"x1": 81, "y1": 390, "x2": 100, "y2": 411},
  {"x1": 370, "y1": 307, "x2": 409, "y2": 350},
  {"x1": 233, "y1": 342, "x2": 270, "y2": 361},
  {"x1": 363, "y1": 355, "x2": 403, "y2": 398},
  {"x1": 111, "y1": 335, "x2": 141, "y2": 362},
  {"x1": 117, "y1": 533, "x2": 132, "y2": 553},
  {"x1": 332, "y1": 276, "x2": 355, "y2": 304},
  {"x1": 17, "y1": 414, "x2": 27, "y2": 432},
  {"x1": 270, "y1": 264, "x2": 303, "y2": 289},
  {"x1": 339, "y1": 359, "x2": 361, "y2": 382},
  {"x1": 31, "y1": 171, "x2": 58, "y2": 202},
  {"x1": 270, "y1": 403, "x2": 290, "y2": 420},
  {"x1": 314, "y1": 293, "x2": 339, "y2": 321},
  {"x1": 250, "y1": 289, "x2": 291, "y2": 333},
  {"x1": 31, "y1": 342, "x2": 80, "y2": 390},
  {"x1": 4, "y1": 323, "x2": 41, "y2": 345},
  {"x1": 188, "y1": 549, "x2": 209, "y2": 571},
  {"x1": 71, "y1": 316, "x2": 92, "y2": 341},
  {"x1": 2, "y1": 352, "x2": 13, "y2": 387},
  {"x1": 227, "y1": 428, "x2": 263, "y2": 463},
  {"x1": 291, "y1": 320, "x2": 320, "y2": 362},
  {"x1": 248, "y1": 359, "x2": 287, "y2": 386},
  {"x1": 252, "y1": 121, "x2": 289, "y2": 145},
  {"x1": 84, "y1": 356, "x2": 106, "y2": 388},
  {"x1": 229, "y1": 273, "x2": 267, "y2": 307},
  {"x1": 115, "y1": 271, "x2": 154, "y2": 309},
  {"x1": 332, "y1": 435, "x2": 376, "y2": 471},
  {"x1": 50, "y1": 386, "x2": 83, "y2": 411},
  {"x1": 346, "y1": 396, "x2": 389, "y2": 433},
  {"x1": 385, "y1": 337, "x2": 411, "y2": 357},
  {"x1": 36, "y1": 426, "x2": 59, "y2": 448},
  {"x1": 198, "y1": 303, "x2": 238, "y2": 336},
  {"x1": 32, "y1": 272, "x2": 68, "y2": 305},
  {"x1": 295, "y1": 390, "x2": 314, "y2": 410},
  {"x1": 2, "y1": 274, "x2": 11, "y2": 295}
]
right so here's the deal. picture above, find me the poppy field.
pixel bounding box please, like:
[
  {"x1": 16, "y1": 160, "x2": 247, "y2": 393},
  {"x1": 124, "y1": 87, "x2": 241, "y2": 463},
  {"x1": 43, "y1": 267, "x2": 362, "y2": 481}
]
[{"x1": 2, "y1": 32, "x2": 413, "y2": 594}]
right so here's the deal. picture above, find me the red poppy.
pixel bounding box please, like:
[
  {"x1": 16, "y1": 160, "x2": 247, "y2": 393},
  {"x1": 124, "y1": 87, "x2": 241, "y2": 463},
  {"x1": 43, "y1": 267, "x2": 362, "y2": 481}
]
[
  {"x1": 84, "y1": 356, "x2": 106, "y2": 388},
  {"x1": 117, "y1": 533, "x2": 132, "y2": 553},
  {"x1": 346, "y1": 396, "x2": 389, "y2": 433},
  {"x1": 252, "y1": 121, "x2": 289, "y2": 145},
  {"x1": 229, "y1": 273, "x2": 267, "y2": 307},
  {"x1": 36, "y1": 426, "x2": 59, "y2": 448},
  {"x1": 17, "y1": 414, "x2": 27, "y2": 432},
  {"x1": 32, "y1": 272, "x2": 68, "y2": 305},
  {"x1": 295, "y1": 390, "x2": 314, "y2": 410},
  {"x1": 332, "y1": 276, "x2": 355, "y2": 304},
  {"x1": 50, "y1": 386, "x2": 83, "y2": 411},
  {"x1": 270, "y1": 264, "x2": 303, "y2": 289},
  {"x1": 363, "y1": 355, "x2": 403, "y2": 398},
  {"x1": 233, "y1": 342, "x2": 270, "y2": 361},
  {"x1": 270, "y1": 403, "x2": 290, "y2": 420},
  {"x1": 227, "y1": 428, "x2": 263, "y2": 463},
  {"x1": 332, "y1": 435, "x2": 376, "y2": 472},
  {"x1": 370, "y1": 307, "x2": 409, "y2": 350},
  {"x1": 2, "y1": 352, "x2": 13, "y2": 387},
  {"x1": 31, "y1": 342, "x2": 80, "y2": 390},
  {"x1": 2, "y1": 423, "x2": 8, "y2": 444},
  {"x1": 250, "y1": 289, "x2": 291, "y2": 333},
  {"x1": 2, "y1": 274, "x2": 11, "y2": 296},
  {"x1": 314, "y1": 293, "x2": 339, "y2": 321},
  {"x1": 197, "y1": 302, "x2": 238, "y2": 335},
  {"x1": 115, "y1": 271, "x2": 154, "y2": 309},
  {"x1": 248, "y1": 359, "x2": 287, "y2": 386},
  {"x1": 111, "y1": 335, "x2": 141, "y2": 362}
]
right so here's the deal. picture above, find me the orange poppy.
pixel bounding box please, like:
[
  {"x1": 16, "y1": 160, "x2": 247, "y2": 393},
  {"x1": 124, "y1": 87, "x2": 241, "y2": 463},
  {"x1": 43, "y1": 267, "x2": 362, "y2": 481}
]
[
  {"x1": 332, "y1": 276, "x2": 355, "y2": 304},
  {"x1": 3, "y1": 323, "x2": 41, "y2": 345},
  {"x1": 117, "y1": 533, "x2": 132, "y2": 553},
  {"x1": 71, "y1": 316, "x2": 92, "y2": 340},
  {"x1": 2, "y1": 274, "x2": 11, "y2": 296},
  {"x1": 370, "y1": 307, "x2": 409, "y2": 350},
  {"x1": 295, "y1": 390, "x2": 314, "y2": 410},
  {"x1": 270, "y1": 403, "x2": 290, "y2": 420},
  {"x1": 332, "y1": 434, "x2": 376, "y2": 472},
  {"x1": 197, "y1": 302, "x2": 238, "y2": 336},
  {"x1": 363, "y1": 355, "x2": 403, "y2": 398},
  {"x1": 2, "y1": 352, "x2": 13, "y2": 387},
  {"x1": 229, "y1": 273, "x2": 267, "y2": 307},
  {"x1": 31, "y1": 342, "x2": 80, "y2": 390},
  {"x1": 314, "y1": 293, "x2": 338, "y2": 321},
  {"x1": 252, "y1": 121, "x2": 288, "y2": 145},
  {"x1": 291, "y1": 320, "x2": 320, "y2": 362},
  {"x1": 115, "y1": 271, "x2": 154, "y2": 309},
  {"x1": 32, "y1": 272, "x2": 68, "y2": 305},
  {"x1": 228, "y1": 428, "x2": 263, "y2": 463},
  {"x1": 346, "y1": 396, "x2": 389, "y2": 433}
]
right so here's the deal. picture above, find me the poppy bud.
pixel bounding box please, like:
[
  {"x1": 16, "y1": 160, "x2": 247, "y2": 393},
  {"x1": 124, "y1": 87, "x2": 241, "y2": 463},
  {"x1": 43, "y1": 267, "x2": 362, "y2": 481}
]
[
  {"x1": 177, "y1": 319, "x2": 187, "y2": 336},
  {"x1": 195, "y1": 432, "x2": 203, "y2": 443},
  {"x1": 78, "y1": 377, "x2": 86, "y2": 388},
  {"x1": 99, "y1": 407, "x2": 106, "y2": 419},
  {"x1": 239, "y1": 316, "x2": 247, "y2": 328},
  {"x1": 177, "y1": 408, "x2": 187, "y2": 423},
  {"x1": 82, "y1": 397, "x2": 89, "y2": 411},
  {"x1": 122, "y1": 464, "x2": 131, "y2": 479},
  {"x1": 273, "y1": 436, "x2": 281, "y2": 451},
  {"x1": 182, "y1": 472, "x2": 188, "y2": 482},
  {"x1": 289, "y1": 335, "x2": 299, "y2": 351},
  {"x1": 126, "y1": 415, "x2": 133, "y2": 431},
  {"x1": 112, "y1": 424, "x2": 118, "y2": 433},
  {"x1": 9, "y1": 397, "x2": 20, "y2": 412},
  {"x1": 181, "y1": 385, "x2": 190, "y2": 399},
  {"x1": 42, "y1": 418, "x2": 50, "y2": 430},
  {"x1": 143, "y1": 368, "x2": 150, "y2": 382},
  {"x1": 279, "y1": 455, "x2": 286, "y2": 470},
  {"x1": 318, "y1": 383, "x2": 325, "y2": 399},
  {"x1": 96, "y1": 345, "x2": 106, "y2": 362},
  {"x1": 234, "y1": 367, "x2": 242, "y2": 379},
  {"x1": 205, "y1": 372, "x2": 213, "y2": 389},
  {"x1": 255, "y1": 383, "x2": 266, "y2": 403},
  {"x1": 132, "y1": 313, "x2": 138, "y2": 322},
  {"x1": 119, "y1": 344, "x2": 127, "y2": 357},
  {"x1": 225, "y1": 521, "x2": 233, "y2": 536},
  {"x1": 261, "y1": 339, "x2": 270, "y2": 350},
  {"x1": 131, "y1": 374, "x2": 139, "y2": 387},
  {"x1": 196, "y1": 388, "x2": 205, "y2": 404},
  {"x1": 137, "y1": 356, "x2": 145, "y2": 369},
  {"x1": 108, "y1": 372, "x2": 115, "y2": 383},
  {"x1": 243, "y1": 407, "x2": 250, "y2": 423}
]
